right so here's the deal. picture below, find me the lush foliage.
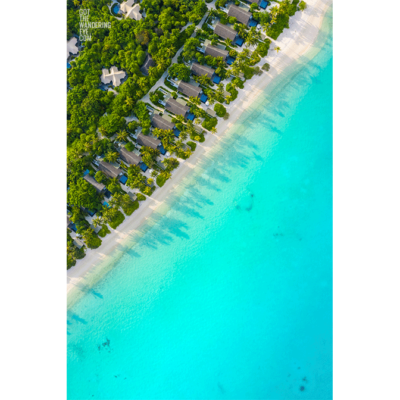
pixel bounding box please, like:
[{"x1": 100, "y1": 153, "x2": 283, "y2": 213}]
[
  {"x1": 214, "y1": 103, "x2": 227, "y2": 117},
  {"x1": 169, "y1": 64, "x2": 191, "y2": 82}
]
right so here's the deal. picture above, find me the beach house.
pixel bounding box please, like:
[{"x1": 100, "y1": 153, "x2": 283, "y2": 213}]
[
  {"x1": 227, "y1": 5, "x2": 252, "y2": 26},
  {"x1": 98, "y1": 161, "x2": 123, "y2": 179},
  {"x1": 177, "y1": 80, "x2": 202, "y2": 99},
  {"x1": 83, "y1": 174, "x2": 106, "y2": 193},
  {"x1": 151, "y1": 114, "x2": 175, "y2": 130},
  {"x1": 214, "y1": 22, "x2": 237, "y2": 41},
  {"x1": 137, "y1": 133, "x2": 166, "y2": 155},
  {"x1": 191, "y1": 62, "x2": 221, "y2": 84},
  {"x1": 204, "y1": 43, "x2": 229, "y2": 61},
  {"x1": 165, "y1": 98, "x2": 190, "y2": 118},
  {"x1": 191, "y1": 63, "x2": 215, "y2": 80},
  {"x1": 119, "y1": 147, "x2": 142, "y2": 166}
]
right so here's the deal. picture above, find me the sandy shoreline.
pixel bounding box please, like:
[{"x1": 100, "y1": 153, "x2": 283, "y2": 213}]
[{"x1": 67, "y1": 0, "x2": 332, "y2": 296}]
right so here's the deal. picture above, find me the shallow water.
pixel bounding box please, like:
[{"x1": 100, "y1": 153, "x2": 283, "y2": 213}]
[{"x1": 67, "y1": 11, "x2": 333, "y2": 400}]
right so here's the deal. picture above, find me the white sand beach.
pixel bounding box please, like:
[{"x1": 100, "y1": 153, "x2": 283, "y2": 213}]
[{"x1": 67, "y1": 0, "x2": 333, "y2": 295}]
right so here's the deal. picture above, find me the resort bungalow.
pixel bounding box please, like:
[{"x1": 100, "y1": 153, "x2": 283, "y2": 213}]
[
  {"x1": 204, "y1": 44, "x2": 229, "y2": 61},
  {"x1": 177, "y1": 80, "x2": 209, "y2": 105},
  {"x1": 177, "y1": 80, "x2": 202, "y2": 98},
  {"x1": 204, "y1": 43, "x2": 235, "y2": 66},
  {"x1": 137, "y1": 133, "x2": 166, "y2": 155},
  {"x1": 165, "y1": 98, "x2": 190, "y2": 118},
  {"x1": 151, "y1": 114, "x2": 181, "y2": 138},
  {"x1": 151, "y1": 114, "x2": 175, "y2": 131},
  {"x1": 119, "y1": 147, "x2": 148, "y2": 172},
  {"x1": 83, "y1": 174, "x2": 106, "y2": 193},
  {"x1": 98, "y1": 161, "x2": 123, "y2": 179},
  {"x1": 140, "y1": 54, "x2": 155, "y2": 76},
  {"x1": 214, "y1": 22, "x2": 237, "y2": 42},
  {"x1": 227, "y1": 5, "x2": 252, "y2": 26},
  {"x1": 191, "y1": 62, "x2": 221, "y2": 84}
]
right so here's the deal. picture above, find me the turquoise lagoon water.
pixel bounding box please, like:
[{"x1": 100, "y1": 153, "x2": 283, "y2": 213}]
[{"x1": 67, "y1": 12, "x2": 333, "y2": 400}]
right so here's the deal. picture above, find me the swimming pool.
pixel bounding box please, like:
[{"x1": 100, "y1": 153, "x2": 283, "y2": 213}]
[{"x1": 112, "y1": 3, "x2": 120, "y2": 14}]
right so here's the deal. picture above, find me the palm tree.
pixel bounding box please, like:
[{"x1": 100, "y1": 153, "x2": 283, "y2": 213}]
[
  {"x1": 125, "y1": 97, "x2": 134, "y2": 108},
  {"x1": 216, "y1": 83, "x2": 224, "y2": 97},
  {"x1": 161, "y1": 129, "x2": 175, "y2": 148},
  {"x1": 198, "y1": 75, "x2": 211, "y2": 86},
  {"x1": 211, "y1": 127, "x2": 217, "y2": 134},
  {"x1": 275, "y1": 47, "x2": 281, "y2": 53},
  {"x1": 165, "y1": 47, "x2": 175, "y2": 59},
  {"x1": 84, "y1": 141, "x2": 93, "y2": 152},
  {"x1": 262, "y1": 22, "x2": 270, "y2": 35},
  {"x1": 175, "y1": 139, "x2": 184, "y2": 150},
  {"x1": 104, "y1": 151, "x2": 119, "y2": 163},
  {"x1": 242, "y1": 48, "x2": 251, "y2": 58},
  {"x1": 175, "y1": 114, "x2": 185, "y2": 124},
  {"x1": 98, "y1": 126, "x2": 107, "y2": 136},
  {"x1": 137, "y1": 78, "x2": 147, "y2": 90},
  {"x1": 116, "y1": 130, "x2": 128, "y2": 142},
  {"x1": 92, "y1": 216, "x2": 104, "y2": 228},
  {"x1": 189, "y1": 96, "x2": 201, "y2": 106},
  {"x1": 236, "y1": 24, "x2": 247, "y2": 39},
  {"x1": 148, "y1": 66, "x2": 158, "y2": 78},
  {"x1": 225, "y1": 38, "x2": 233, "y2": 47},
  {"x1": 245, "y1": 27, "x2": 262, "y2": 48},
  {"x1": 180, "y1": 130, "x2": 188, "y2": 141}
]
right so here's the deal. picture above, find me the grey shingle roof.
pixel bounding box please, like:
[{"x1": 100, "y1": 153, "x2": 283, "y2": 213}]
[
  {"x1": 204, "y1": 44, "x2": 229, "y2": 60},
  {"x1": 214, "y1": 22, "x2": 237, "y2": 41},
  {"x1": 137, "y1": 133, "x2": 161, "y2": 150},
  {"x1": 177, "y1": 80, "x2": 202, "y2": 98},
  {"x1": 140, "y1": 54, "x2": 156, "y2": 76},
  {"x1": 151, "y1": 114, "x2": 175, "y2": 131},
  {"x1": 98, "y1": 161, "x2": 122, "y2": 179},
  {"x1": 247, "y1": 0, "x2": 260, "y2": 4},
  {"x1": 227, "y1": 5, "x2": 252, "y2": 26},
  {"x1": 191, "y1": 62, "x2": 215, "y2": 79},
  {"x1": 165, "y1": 98, "x2": 190, "y2": 117},
  {"x1": 83, "y1": 174, "x2": 106, "y2": 192},
  {"x1": 119, "y1": 147, "x2": 142, "y2": 166}
]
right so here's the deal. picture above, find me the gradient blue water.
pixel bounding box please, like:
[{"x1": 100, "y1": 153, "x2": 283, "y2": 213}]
[{"x1": 67, "y1": 18, "x2": 332, "y2": 400}]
